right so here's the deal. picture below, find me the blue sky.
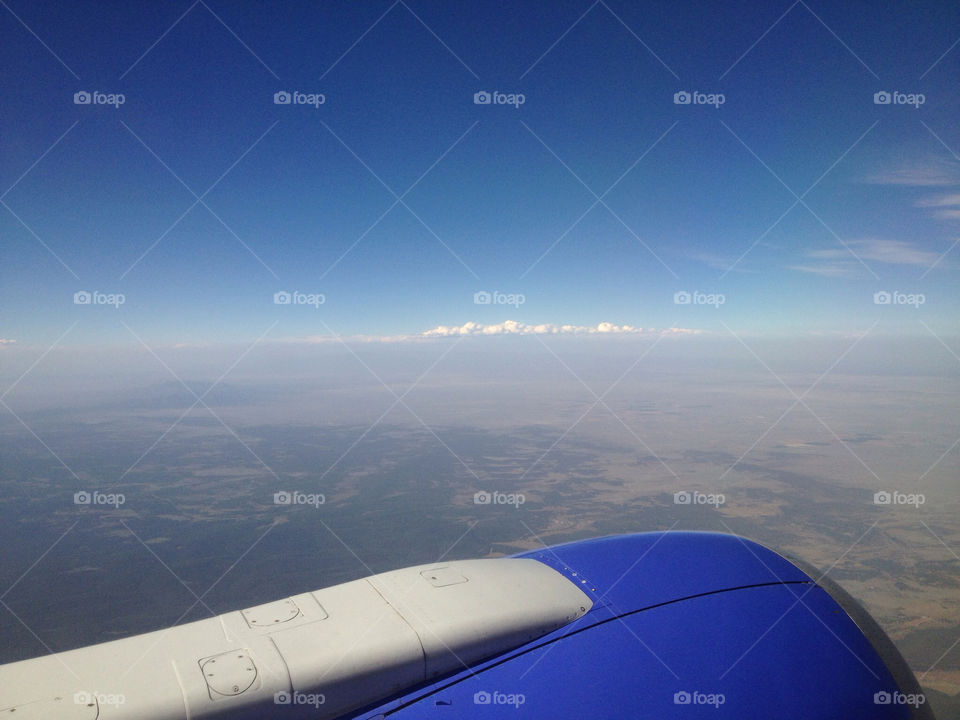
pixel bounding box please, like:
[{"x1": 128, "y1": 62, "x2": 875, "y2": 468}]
[{"x1": 1, "y1": 0, "x2": 959, "y2": 347}]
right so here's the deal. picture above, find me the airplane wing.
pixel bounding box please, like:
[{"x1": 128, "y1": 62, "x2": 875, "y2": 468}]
[{"x1": 0, "y1": 532, "x2": 932, "y2": 719}]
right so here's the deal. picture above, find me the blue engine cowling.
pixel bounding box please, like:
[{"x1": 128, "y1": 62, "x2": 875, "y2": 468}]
[{"x1": 351, "y1": 531, "x2": 932, "y2": 719}]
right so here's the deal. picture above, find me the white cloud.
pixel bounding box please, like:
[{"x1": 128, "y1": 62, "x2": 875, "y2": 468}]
[
  {"x1": 423, "y1": 320, "x2": 645, "y2": 337},
  {"x1": 0, "y1": 338, "x2": 17, "y2": 346},
  {"x1": 287, "y1": 322, "x2": 702, "y2": 343},
  {"x1": 786, "y1": 263, "x2": 853, "y2": 277},
  {"x1": 686, "y1": 249, "x2": 755, "y2": 273},
  {"x1": 788, "y1": 238, "x2": 945, "y2": 275},
  {"x1": 914, "y1": 192, "x2": 960, "y2": 221},
  {"x1": 915, "y1": 193, "x2": 960, "y2": 207},
  {"x1": 864, "y1": 158, "x2": 960, "y2": 186},
  {"x1": 843, "y1": 239, "x2": 942, "y2": 266},
  {"x1": 865, "y1": 160, "x2": 960, "y2": 224}
]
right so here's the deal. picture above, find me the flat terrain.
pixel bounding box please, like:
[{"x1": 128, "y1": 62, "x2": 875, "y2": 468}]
[{"x1": 1, "y1": 362, "x2": 957, "y2": 714}]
